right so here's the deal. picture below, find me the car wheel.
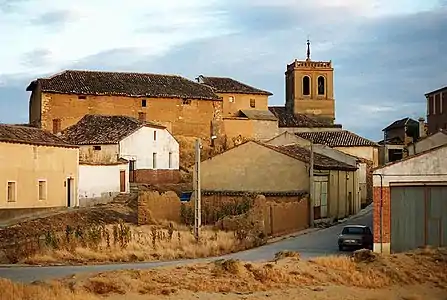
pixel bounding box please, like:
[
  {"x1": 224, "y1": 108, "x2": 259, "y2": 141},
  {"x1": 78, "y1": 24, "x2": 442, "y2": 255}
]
[{"x1": 338, "y1": 245, "x2": 343, "y2": 251}]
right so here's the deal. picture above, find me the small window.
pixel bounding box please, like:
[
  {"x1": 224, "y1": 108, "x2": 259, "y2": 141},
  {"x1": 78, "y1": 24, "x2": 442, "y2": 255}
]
[
  {"x1": 153, "y1": 131, "x2": 157, "y2": 141},
  {"x1": 302, "y1": 76, "x2": 310, "y2": 96},
  {"x1": 152, "y1": 153, "x2": 157, "y2": 169},
  {"x1": 182, "y1": 99, "x2": 191, "y2": 105},
  {"x1": 250, "y1": 98, "x2": 255, "y2": 108},
  {"x1": 141, "y1": 99, "x2": 147, "y2": 107},
  {"x1": 38, "y1": 180, "x2": 47, "y2": 200},
  {"x1": 229, "y1": 96, "x2": 235, "y2": 103},
  {"x1": 168, "y1": 152, "x2": 172, "y2": 168},
  {"x1": 93, "y1": 146, "x2": 101, "y2": 151},
  {"x1": 78, "y1": 95, "x2": 87, "y2": 100},
  {"x1": 317, "y1": 76, "x2": 325, "y2": 95},
  {"x1": 138, "y1": 112, "x2": 146, "y2": 122},
  {"x1": 52, "y1": 119, "x2": 61, "y2": 134},
  {"x1": 7, "y1": 181, "x2": 16, "y2": 202}
]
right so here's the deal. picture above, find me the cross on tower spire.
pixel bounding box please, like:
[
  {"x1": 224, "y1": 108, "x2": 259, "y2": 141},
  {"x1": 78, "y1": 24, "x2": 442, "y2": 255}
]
[{"x1": 306, "y1": 38, "x2": 311, "y2": 61}]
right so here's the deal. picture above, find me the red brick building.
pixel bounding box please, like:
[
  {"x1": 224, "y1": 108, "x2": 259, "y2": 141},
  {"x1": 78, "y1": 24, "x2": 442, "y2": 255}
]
[{"x1": 425, "y1": 85, "x2": 447, "y2": 134}]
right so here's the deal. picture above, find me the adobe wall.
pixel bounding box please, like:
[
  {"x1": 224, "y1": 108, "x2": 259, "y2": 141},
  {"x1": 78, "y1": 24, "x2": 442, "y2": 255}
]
[
  {"x1": 137, "y1": 190, "x2": 182, "y2": 225},
  {"x1": 38, "y1": 92, "x2": 223, "y2": 138},
  {"x1": 134, "y1": 169, "x2": 181, "y2": 184}
]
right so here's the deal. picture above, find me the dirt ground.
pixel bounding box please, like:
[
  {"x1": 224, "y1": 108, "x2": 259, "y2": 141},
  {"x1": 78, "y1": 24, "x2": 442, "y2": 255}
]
[
  {"x1": 104, "y1": 285, "x2": 447, "y2": 300},
  {"x1": 2, "y1": 248, "x2": 445, "y2": 300}
]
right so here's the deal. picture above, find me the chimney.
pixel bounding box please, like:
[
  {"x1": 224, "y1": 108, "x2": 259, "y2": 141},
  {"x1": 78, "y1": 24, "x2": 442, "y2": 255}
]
[{"x1": 418, "y1": 117, "x2": 426, "y2": 138}]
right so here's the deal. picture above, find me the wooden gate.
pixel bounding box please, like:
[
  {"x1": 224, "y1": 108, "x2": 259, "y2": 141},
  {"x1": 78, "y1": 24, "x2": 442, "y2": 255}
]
[{"x1": 313, "y1": 175, "x2": 329, "y2": 219}]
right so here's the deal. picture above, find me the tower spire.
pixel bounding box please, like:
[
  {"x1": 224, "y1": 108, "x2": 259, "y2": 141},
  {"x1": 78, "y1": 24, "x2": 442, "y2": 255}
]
[{"x1": 306, "y1": 38, "x2": 311, "y2": 61}]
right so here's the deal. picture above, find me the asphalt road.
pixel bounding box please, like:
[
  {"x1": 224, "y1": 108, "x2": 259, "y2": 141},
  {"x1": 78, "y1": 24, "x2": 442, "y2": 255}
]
[{"x1": 0, "y1": 209, "x2": 372, "y2": 283}]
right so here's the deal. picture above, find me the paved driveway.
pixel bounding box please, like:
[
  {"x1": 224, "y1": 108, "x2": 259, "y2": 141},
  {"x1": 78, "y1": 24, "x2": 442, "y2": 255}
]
[{"x1": 0, "y1": 209, "x2": 372, "y2": 283}]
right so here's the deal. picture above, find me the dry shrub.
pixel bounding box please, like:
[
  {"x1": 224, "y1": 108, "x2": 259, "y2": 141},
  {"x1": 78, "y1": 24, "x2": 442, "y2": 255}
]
[
  {"x1": 24, "y1": 223, "x2": 241, "y2": 265},
  {"x1": 0, "y1": 278, "x2": 98, "y2": 300},
  {"x1": 84, "y1": 276, "x2": 126, "y2": 295},
  {"x1": 274, "y1": 250, "x2": 301, "y2": 261}
]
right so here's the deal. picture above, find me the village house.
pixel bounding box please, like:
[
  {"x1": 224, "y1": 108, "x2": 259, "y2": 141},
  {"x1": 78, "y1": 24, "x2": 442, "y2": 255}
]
[
  {"x1": 196, "y1": 75, "x2": 278, "y2": 145},
  {"x1": 200, "y1": 140, "x2": 360, "y2": 222},
  {"x1": 407, "y1": 129, "x2": 447, "y2": 156},
  {"x1": 378, "y1": 117, "x2": 424, "y2": 165},
  {"x1": 425, "y1": 85, "x2": 447, "y2": 134},
  {"x1": 265, "y1": 131, "x2": 370, "y2": 208},
  {"x1": 60, "y1": 115, "x2": 179, "y2": 205},
  {"x1": 27, "y1": 70, "x2": 222, "y2": 139},
  {"x1": 0, "y1": 124, "x2": 79, "y2": 222},
  {"x1": 372, "y1": 144, "x2": 447, "y2": 254}
]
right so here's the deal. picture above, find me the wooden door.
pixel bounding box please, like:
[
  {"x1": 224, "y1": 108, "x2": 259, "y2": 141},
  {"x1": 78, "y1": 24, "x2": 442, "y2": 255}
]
[{"x1": 120, "y1": 170, "x2": 126, "y2": 192}]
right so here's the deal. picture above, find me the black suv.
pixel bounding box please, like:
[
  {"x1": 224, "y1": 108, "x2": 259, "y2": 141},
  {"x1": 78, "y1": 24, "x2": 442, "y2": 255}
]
[{"x1": 338, "y1": 225, "x2": 373, "y2": 251}]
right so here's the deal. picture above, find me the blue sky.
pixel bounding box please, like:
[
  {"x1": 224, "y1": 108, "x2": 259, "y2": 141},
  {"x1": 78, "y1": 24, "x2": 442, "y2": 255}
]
[{"x1": 0, "y1": 0, "x2": 446, "y2": 141}]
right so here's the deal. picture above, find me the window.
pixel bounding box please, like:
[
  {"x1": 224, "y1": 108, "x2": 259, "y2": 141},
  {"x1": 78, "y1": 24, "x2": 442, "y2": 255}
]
[
  {"x1": 141, "y1": 99, "x2": 147, "y2": 107},
  {"x1": 78, "y1": 95, "x2": 87, "y2": 100},
  {"x1": 38, "y1": 180, "x2": 47, "y2": 200},
  {"x1": 436, "y1": 93, "x2": 442, "y2": 114},
  {"x1": 182, "y1": 99, "x2": 191, "y2": 105},
  {"x1": 138, "y1": 112, "x2": 146, "y2": 122},
  {"x1": 229, "y1": 96, "x2": 235, "y2": 103},
  {"x1": 93, "y1": 145, "x2": 101, "y2": 151},
  {"x1": 302, "y1": 76, "x2": 310, "y2": 96},
  {"x1": 152, "y1": 153, "x2": 157, "y2": 169},
  {"x1": 153, "y1": 131, "x2": 157, "y2": 141},
  {"x1": 7, "y1": 181, "x2": 16, "y2": 202},
  {"x1": 433, "y1": 96, "x2": 437, "y2": 115},
  {"x1": 250, "y1": 98, "x2": 256, "y2": 108},
  {"x1": 52, "y1": 119, "x2": 61, "y2": 134},
  {"x1": 317, "y1": 76, "x2": 325, "y2": 95},
  {"x1": 168, "y1": 152, "x2": 172, "y2": 168}
]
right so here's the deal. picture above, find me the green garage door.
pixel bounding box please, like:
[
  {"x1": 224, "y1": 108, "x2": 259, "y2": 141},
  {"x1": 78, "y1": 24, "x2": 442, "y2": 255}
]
[{"x1": 390, "y1": 185, "x2": 447, "y2": 253}]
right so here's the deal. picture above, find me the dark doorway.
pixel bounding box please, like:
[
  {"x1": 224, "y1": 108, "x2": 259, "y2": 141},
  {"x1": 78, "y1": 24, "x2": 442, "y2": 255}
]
[
  {"x1": 67, "y1": 178, "x2": 73, "y2": 207},
  {"x1": 129, "y1": 160, "x2": 136, "y2": 183}
]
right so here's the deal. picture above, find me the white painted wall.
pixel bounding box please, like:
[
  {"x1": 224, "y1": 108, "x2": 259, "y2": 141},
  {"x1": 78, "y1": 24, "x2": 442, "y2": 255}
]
[
  {"x1": 119, "y1": 126, "x2": 179, "y2": 170},
  {"x1": 78, "y1": 163, "x2": 129, "y2": 200},
  {"x1": 373, "y1": 145, "x2": 447, "y2": 187}
]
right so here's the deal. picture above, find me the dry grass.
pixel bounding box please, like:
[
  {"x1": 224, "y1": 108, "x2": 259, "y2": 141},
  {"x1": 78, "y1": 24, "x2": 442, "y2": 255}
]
[
  {"x1": 59, "y1": 247, "x2": 446, "y2": 296},
  {"x1": 1, "y1": 248, "x2": 446, "y2": 300},
  {"x1": 23, "y1": 223, "x2": 240, "y2": 265}
]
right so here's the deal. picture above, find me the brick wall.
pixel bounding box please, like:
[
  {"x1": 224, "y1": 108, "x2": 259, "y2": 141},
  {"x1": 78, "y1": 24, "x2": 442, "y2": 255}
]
[
  {"x1": 134, "y1": 169, "x2": 181, "y2": 184},
  {"x1": 373, "y1": 186, "x2": 391, "y2": 244}
]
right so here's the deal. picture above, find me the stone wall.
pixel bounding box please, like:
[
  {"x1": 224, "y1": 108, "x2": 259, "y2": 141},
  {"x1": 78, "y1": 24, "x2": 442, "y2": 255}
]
[{"x1": 35, "y1": 92, "x2": 223, "y2": 138}]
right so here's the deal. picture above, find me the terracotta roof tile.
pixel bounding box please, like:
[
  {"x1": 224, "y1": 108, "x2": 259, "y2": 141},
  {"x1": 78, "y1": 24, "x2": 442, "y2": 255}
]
[
  {"x1": 197, "y1": 75, "x2": 273, "y2": 95},
  {"x1": 295, "y1": 131, "x2": 378, "y2": 147},
  {"x1": 60, "y1": 114, "x2": 165, "y2": 145},
  {"x1": 262, "y1": 143, "x2": 357, "y2": 171},
  {"x1": 0, "y1": 124, "x2": 76, "y2": 148},
  {"x1": 26, "y1": 70, "x2": 221, "y2": 100},
  {"x1": 268, "y1": 106, "x2": 342, "y2": 128}
]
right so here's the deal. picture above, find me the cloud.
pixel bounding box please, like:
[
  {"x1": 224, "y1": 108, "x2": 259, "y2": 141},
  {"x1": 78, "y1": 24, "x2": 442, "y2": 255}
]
[
  {"x1": 21, "y1": 48, "x2": 52, "y2": 67},
  {"x1": 30, "y1": 10, "x2": 76, "y2": 29}
]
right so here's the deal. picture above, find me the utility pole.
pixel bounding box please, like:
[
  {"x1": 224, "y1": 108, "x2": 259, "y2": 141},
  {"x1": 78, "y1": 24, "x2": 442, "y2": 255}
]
[
  {"x1": 193, "y1": 138, "x2": 202, "y2": 242},
  {"x1": 309, "y1": 141, "x2": 315, "y2": 228}
]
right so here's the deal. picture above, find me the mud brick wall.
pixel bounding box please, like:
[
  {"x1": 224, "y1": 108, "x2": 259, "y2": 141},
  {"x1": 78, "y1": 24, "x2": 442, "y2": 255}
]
[
  {"x1": 134, "y1": 169, "x2": 181, "y2": 185},
  {"x1": 373, "y1": 186, "x2": 391, "y2": 244}
]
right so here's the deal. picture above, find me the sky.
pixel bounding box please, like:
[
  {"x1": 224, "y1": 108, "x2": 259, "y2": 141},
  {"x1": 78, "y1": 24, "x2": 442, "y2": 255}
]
[{"x1": 0, "y1": 0, "x2": 446, "y2": 141}]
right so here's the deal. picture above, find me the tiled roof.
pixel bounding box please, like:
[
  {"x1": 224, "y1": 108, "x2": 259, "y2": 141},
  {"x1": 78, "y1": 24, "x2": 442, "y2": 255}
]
[
  {"x1": 383, "y1": 117, "x2": 418, "y2": 131},
  {"x1": 295, "y1": 131, "x2": 378, "y2": 147},
  {"x1": 60, "y1": 114, "x2": 165, "y2": 145},
  {"x1": 263, "y1": 143, "x2": 357, "y2": 171},
  {"x1": 0, "y1": 124, "x2": 76, "y2": 148},
  {"x1": 26, "y1": 70, "x2": 221, "y2": 100},
  {"x1": 197, "y1": 75, "x2": 273, "y2": 95},
  {"x1": 268, "y1": 106, "x2": 342, "y2": 128},
  {"x1": 238, "y1": 109, "x2": 277, "y2": 121}
]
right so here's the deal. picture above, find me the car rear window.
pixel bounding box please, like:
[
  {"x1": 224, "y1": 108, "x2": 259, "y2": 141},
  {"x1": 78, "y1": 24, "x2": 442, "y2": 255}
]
[{"x1": 342, "y1": 227, "x2": 366, "y2": 234}]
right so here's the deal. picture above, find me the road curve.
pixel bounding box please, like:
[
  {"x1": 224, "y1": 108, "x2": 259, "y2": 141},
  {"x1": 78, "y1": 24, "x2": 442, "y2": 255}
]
[{"x1": 0, "y1": 209, "x2": 372, "y2": 283}]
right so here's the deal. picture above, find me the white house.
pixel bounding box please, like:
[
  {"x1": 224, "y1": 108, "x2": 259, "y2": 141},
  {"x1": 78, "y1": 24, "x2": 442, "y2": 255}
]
[{"x1": 61, "y1": 114, "x2": 180, "y2": 205}]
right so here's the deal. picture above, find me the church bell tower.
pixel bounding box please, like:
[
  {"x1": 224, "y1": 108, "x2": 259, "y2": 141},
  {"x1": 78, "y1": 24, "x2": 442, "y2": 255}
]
[{"x1": 285, "y1": 40, "x2": 335, "y2": 124}]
